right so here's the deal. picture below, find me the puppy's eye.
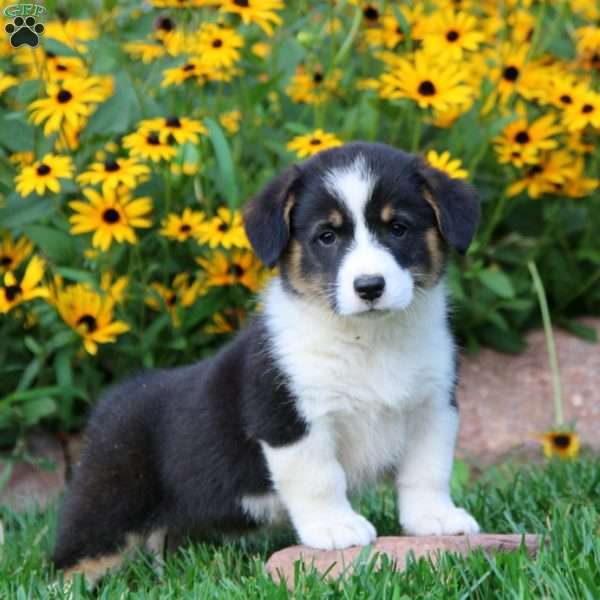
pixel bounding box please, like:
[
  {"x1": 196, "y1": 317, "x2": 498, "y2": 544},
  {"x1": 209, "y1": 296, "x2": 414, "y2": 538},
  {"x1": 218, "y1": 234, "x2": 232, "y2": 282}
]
[
  {"x1": 318, "y1": 230, "x2": 337, "y2": 246},
  {"x1": 390, "y1": 221, "x2": 408, "y2": 238}
]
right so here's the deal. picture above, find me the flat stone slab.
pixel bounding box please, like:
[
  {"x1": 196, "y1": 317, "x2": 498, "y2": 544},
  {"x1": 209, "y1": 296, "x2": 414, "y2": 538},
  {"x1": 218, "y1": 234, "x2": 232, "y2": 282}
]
[{"x1": 267, "y1": 534, "x2": 541, "y2": 586}]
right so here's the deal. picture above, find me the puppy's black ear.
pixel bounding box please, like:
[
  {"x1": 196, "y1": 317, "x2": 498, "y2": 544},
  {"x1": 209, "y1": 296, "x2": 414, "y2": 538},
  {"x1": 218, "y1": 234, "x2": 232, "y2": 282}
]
[
  {"x1": 417, "y1": 160, "x2": 480, "y2": 254},
  {"x1": 243, "y1": 165, "x2": 301, "y2": 268}
]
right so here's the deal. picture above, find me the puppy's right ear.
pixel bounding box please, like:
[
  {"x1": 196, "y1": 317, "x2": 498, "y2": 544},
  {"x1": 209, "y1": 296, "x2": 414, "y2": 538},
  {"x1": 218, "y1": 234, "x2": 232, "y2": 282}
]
[{"x1": 243, "y1": 165, "x2": 301, "y2": 268}]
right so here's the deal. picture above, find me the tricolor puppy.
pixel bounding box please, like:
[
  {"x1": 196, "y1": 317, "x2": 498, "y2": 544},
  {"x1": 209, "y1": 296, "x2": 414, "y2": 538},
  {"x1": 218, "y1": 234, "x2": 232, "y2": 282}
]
[{"x1": 52, "y1": 142, "x2": 480, "y2": 585}]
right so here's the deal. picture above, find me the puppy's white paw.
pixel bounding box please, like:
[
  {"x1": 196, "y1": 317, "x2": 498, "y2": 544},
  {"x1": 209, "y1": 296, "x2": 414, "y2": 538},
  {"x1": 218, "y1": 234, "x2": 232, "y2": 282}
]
[
  {"x1": 401, "y1": 504, "x2": 480, "y2": 536},
  {"x1": 296, "y1": 510, "x2": 377, "y2": 550}
]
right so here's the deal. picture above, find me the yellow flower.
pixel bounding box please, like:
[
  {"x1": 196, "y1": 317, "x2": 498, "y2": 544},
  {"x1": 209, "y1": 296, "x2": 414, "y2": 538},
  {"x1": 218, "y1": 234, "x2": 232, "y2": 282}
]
[
  {"x1": 28, "y1": 77, "x2": 109, "y2": 136},
  {"x1": 204, "y1": 308, "x2": 246, "y2": 334},
  {"x1": 77, "y1": 157, "x2": 150, "y2": 193},
  {"x1": 196, "y1": 250, "x2": 264, "y2": 292},
  {"x1": 0, "y1": 232, "x2": 34, "y2": 274},
  {"x1": 286, "y1": 66, "x2": 342, "y2": 105},
  {"x1": 196, "y1": 207, "x2": 250, "y2": 249},
  {"x1": 0, "y1": 71, "x2": 18, "y2": 94},
  {"x1": 562, "y1": 90, "x2": 600, "y2": 132},
  {"x1": 123, "y1": 41, "x2": 166, "y2": 64},
  {"x1": 122, "y1": 130, "x2": 177, "y2": 163},
  {"x1": 551, "y1": 157, "x2": 598, "y2": 199},
  {"x1": 0, "y1": 256, "x2": 49, "y2": 314},
  {"x1": 538, "y1": 431, "x2": 580, "y2": 459},
  {"x1": 507, "y1": 151, "x2": 577, "y2": 199},
  {"x1": 420, "y1": 9, "x2": 485, "y2": 60},
  {"x1": 146, "y1": 273, "x2": 205, "y2": 327},
  {"x1": 100, "y1": 273, "x2": 129, "y2": 304},
  {"x1": 160, "y1": 208, "x2": 206, "y2": 242},
  {"x1": 251, "y1": 42, "x2": 271, "y2": 58},
  {"x1": 69, "y1": 187, "x2": 153, "y2": 251},
  {"x1": 43, "y1": 19, "x2": 98, "y2": 53},
  {"x1": 425, "y1": 150, "x2": 468, "y2": 180},
  {"x1": 220, "y1": 0, "x2": 283, "y2": 36},
  {"x1": 219, "y1": 110, "x2": 241, "y2": 135},
  {"x1": 54, "y1": 282, "x2": 129, "y2": 355},
  {"x1": 287, "y1": 129, "x2": 343, "y2": 158},
  {"x1": 15, "y1": 154, "x2": 75, "y2": 197},
  {"x1": 378, "y1": 51, "x2": 473, "y2": 112},
  {"x1": 494, "y1": 114, "x2": 562, "y2": 168},
  {"x1": 138, "y1": 116, "x2": 207, "y2": 144},
  {"x1": 9, "y1": 152, "x2": 35, "y2": 169},
  {"x1": 194, "y1": 23, "x2": 243, "y2": 69}
]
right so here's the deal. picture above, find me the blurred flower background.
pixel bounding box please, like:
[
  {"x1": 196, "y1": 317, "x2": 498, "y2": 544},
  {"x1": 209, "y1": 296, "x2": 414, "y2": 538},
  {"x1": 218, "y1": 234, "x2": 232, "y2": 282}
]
[{"x1": 0, "y1": 0, "x2": 598, "y2": 446}]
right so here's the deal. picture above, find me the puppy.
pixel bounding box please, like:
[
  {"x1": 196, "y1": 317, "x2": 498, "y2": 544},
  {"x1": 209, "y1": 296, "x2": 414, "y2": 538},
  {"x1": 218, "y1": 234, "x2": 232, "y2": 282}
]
[{"x1": 52, "y1": 142, "x2": 480, "y2": 586}]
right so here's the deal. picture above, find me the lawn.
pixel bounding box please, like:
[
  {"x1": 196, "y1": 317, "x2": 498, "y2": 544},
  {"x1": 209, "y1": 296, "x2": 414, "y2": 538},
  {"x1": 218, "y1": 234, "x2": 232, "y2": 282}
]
[{"x1": 1, "y1": 456, "x2": 599, "y2": 599}]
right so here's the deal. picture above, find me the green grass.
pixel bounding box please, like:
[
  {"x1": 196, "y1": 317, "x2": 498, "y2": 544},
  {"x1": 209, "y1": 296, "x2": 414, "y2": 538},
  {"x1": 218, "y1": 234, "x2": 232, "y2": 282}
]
[{"x1": 1, "y1": 456, "x2": 599, "y2": 599}]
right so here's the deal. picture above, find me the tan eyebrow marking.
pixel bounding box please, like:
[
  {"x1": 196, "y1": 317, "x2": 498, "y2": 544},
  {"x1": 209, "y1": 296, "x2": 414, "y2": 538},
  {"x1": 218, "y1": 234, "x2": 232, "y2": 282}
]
[
  {"x1": 328, "y1": 209, "x2": 343, "y2": 227},
  {"x1": 381, "y1": 204, "x2": 394, "y2": 223}
]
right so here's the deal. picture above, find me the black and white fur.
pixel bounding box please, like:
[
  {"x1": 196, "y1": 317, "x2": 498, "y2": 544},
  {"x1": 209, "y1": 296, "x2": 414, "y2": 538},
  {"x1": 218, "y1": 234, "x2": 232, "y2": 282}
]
[{"x1": 52, "y1": 142, "x2": 480, "y2": 585}]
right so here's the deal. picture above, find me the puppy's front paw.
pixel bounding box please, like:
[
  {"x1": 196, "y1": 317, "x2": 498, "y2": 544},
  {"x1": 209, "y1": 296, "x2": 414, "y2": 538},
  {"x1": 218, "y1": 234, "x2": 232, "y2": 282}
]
[
  {"x1": 401, "y1": 502, "x2": 480, "y2": 536},
  {"x1": 296, "y1": 510, "x2": 377, "y2": 550}
]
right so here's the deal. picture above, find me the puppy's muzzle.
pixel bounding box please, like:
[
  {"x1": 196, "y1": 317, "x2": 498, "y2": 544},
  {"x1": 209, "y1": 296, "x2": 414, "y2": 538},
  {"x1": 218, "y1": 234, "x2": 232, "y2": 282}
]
[{"x1": 353, "y1": 275, "x2": 385, "y2": 302}]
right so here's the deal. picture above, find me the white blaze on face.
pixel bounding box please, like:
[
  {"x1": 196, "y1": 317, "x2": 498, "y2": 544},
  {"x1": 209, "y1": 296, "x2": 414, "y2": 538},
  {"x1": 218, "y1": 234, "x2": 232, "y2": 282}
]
[{"x1": 324, "y1": 157, "x2": 414, "y2": 315}]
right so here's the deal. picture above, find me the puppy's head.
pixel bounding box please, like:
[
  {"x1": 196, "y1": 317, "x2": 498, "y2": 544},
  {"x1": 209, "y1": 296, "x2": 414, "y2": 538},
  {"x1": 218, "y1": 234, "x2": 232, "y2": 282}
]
[{"x1": 244, "y1": 142, "x2": 479, "y2": 316}]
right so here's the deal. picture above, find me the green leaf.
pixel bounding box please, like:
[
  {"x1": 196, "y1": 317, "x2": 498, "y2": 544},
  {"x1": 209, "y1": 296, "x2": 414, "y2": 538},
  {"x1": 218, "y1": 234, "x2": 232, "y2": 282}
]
[
  {"x1": 0, "y1": 112, "x2": 35, "y2": 152},
  {"x1": 21, "y1": 397, "x2": 57, "y2": 426},
  {"x1": 479, "y1": 269, "x2": 516, "y2": 299},
  {"x1": 23, "y1": 224, "x2": 76, "y2": 263},
  {"x1": 42, "y1": 37, "x2": 81, "y2": 57},
  {"x1": 55, "y1": 267, "x2": 97, "y2": 286},
  {"x1": 0, "y1": 193, "x2": 55, "y2": 227},
  {"x1": 558, "y1": 319, "x2": 598, "y2": 343},
  {"x1": 205, "y1": 117, "x2": 240, "y2": 208}
]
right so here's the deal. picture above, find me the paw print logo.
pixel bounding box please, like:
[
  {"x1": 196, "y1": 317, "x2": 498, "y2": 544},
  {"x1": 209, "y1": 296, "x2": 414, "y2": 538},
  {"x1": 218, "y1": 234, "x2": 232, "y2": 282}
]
[{"x1": 5, "y1": 15, "x2": 45, "y2": 48}]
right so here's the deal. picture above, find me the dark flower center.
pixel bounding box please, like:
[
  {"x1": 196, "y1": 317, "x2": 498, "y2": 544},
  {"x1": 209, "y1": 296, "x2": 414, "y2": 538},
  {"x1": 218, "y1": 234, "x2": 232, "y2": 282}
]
[
  {"x1": 166, "y1": 293, "x2": 177, "y2": 306},
  {"x1": 104, "y1": 159, "x2": 120, "y2": 172},
  {"x1": 212, "y1": 38, "x2": 223, "y2": 48},
  {"x1": 0, "y1": 256, "x2": 12, "y2": 267},
  {"x1": 582, "y1": 104, "x2": 594, "y2": 114},
  {"x1": 102, "y1": 208, "x2": 120, "y2": 224},
  {"x1": 313, "y1": 72, "x2": 323, "y2": 84},
  {"x1": 183, "y1": 63, "x2": 195, "y2": 72},
  {"x1": 229, "y1": 264, "x2": 244, "y2": 277},
  {"x1": 233, "y1": 0, "x2": 250, "y2": 6},
  {"x1": 446, "y1": 30, "x2": 459, "y2": 42},
  {"x1": 180, "y1": 224, "x2": 191, "y2": 233},
  {"x1": 4, "y1": 284, "x2": 22, "y2": 302},
  {"x1": 515, "y1": 131, "x2": 530, "y2": 144},
  {"x1": 166, "y1": 116, "x2": 181, "y2": 128},
  {"x1": 309, "y1": 138, "x2": 322, "y2": 145},
  {"x1": 528, "y1": 165, "x2": 543, "y2": 176},
  {"x1": 37, "y1": 164, "x2": 51, "y2": 176},
  {"x1": 363, "y1": 6, "x2": 379, "y2": 21},
  {"x1": 511, "y1": 151, "x2": 521, "y2": 158},
  {"x1": 218, "y1": 222, "x2": 229, "y2": 232},
  {"x1": 156, "y1": 16, "x2": 175, "y2": 31},
  {"x1": 418, "y1": 80, "x2": 436, "y2": 96},
  {"x1": 147, "y1": 132, "x2": 161, "y2": 145},
  {"x1": 503, "y1": 66, "x2": 519, "y2": 82},
  {"x1": 57, "y1": 89, "x2": 73, "y2": 103},
  {"x1": 46, "y1": 50, "x2": 56, "y2": 58},
  {"x1": 56, "y1": 64, "x2": 68, "y2": 72},
  {"x1": 559, "y1": 94, "x2": 572, "y2": 104},
  {"x1": 76, "y1": 314, "x2": 97, "y2": 333},
  {"x1": 552, "y1": 434, "x2": 571, "y2": 448}
]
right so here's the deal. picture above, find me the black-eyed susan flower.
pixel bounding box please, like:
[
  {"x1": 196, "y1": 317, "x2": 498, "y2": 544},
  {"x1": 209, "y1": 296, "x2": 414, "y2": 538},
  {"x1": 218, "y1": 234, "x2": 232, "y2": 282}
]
[
  {"x1": 562, "y1": 90, "x2": 600, "y2": 132},
  {"x1": 363, "y1": 9, "x2": 408, "y2": 49},
  {"x1": 575, "y1": 25, "x2": 600, "y2": 71},
  {"x1": 220, "y1": 0, "x2": 283, "y2": 37},
  {"x1": 54, "y1": 282, "x2": 129, "y2": 355},
  {"x1": 146, "y1": 273, "x2": 205, "y2": 326},
  {"x1": 219, "y1": 110, "x2": 241, "y2": 135},
  {"x1": 494, "y1": 113, "x2": 561, "y2": 167},
  {"x1": 196, "y1": 250, "x2": 265, "y2": 292},
  {"x1": 0, "y1": 233, "x2": 33, "y2": 274},
  {"x1": 425, "y1": 150, "x2": 468, "y2": 180},
  {"x1": 77, "y1": 157, "x2": 150, "y2": 192},
  {"x1": 0, "y1": 256, "x2": 49, "y2": 314},
  {"x1": 379, "y1": 51, "x2": 473, "y2": 112},
  {"x1": 287, "y1": 129, "x2": 343, "y2": 158},
  {"x1": 138, "y1": 116, "x2": 207, "y2": 144},
  {"x1": 0, "y1": 71, "x2": 18, "y2": 94},
  {"x1": 204, "y1": 308, "x2": 246, "y2": 334},
  {"x1": 421, "y1": 9, "x2": 485, "y2": 60},
  {"x1": 285, "y1": 66, "x2": 342, "y2": 105},
  {"x1": 551, "y1": 157, "x2": 599, "y2": 199},
  {"x1": 9, "y1": 152, "x2": 34, "y2": 169},
  {"x1": 537, "y1": 431, "x2": 580, "y2": 459},
  {"x1": 123, "y1": 129, "x2": 177, "y2": 163},
  {"x1": 160, "y1": 208, "x2": 206, "y2": 242},
  {"x1": 194, "y1": 23, "x2": 243, "y2": 69},
  {"x1": 69, "y1": 187, "x2": 153, "y2": 251},
  {"x1": 196, "y1": 207, "x2": 249, "y2": 249},
  {"x1": 161, "y1": 59, "x2": 205, "y2": 87},
  {"x1": 123, "y1": 40, "x2": 166, "y2": 64},
  {"x1": 507, "y1": 151, "x2": 576, "y2": 199},
  {"x1": 28, "y1": 77, "x2": 108, "y2": 136},
  {"x1": 44, "y1": 19, "x2": 98, "y2": 53},
  {"x1": 15, "y1": 153, "x2": 75, "y2": 197},
  {"x1": 100, "y1": 273, "x2": 129, "y2": 304}
]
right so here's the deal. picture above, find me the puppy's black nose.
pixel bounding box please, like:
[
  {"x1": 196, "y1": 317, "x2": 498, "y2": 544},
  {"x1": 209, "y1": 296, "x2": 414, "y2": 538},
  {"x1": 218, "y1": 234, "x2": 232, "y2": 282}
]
[{"x1": 354, "y1": 275, "x2": 385, "y2": 301}]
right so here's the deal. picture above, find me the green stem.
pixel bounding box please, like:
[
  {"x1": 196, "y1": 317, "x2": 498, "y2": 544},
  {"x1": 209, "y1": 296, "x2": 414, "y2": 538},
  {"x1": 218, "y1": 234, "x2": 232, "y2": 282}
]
[{"x1": 527, "y1": 260, "x2": 563, "y2": 428}]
